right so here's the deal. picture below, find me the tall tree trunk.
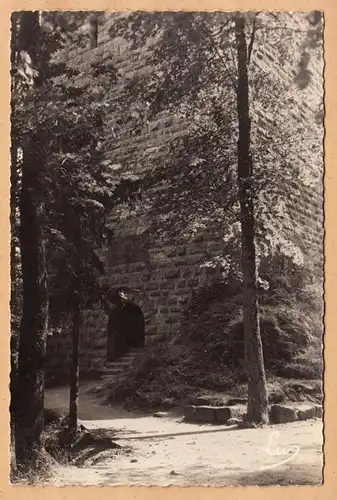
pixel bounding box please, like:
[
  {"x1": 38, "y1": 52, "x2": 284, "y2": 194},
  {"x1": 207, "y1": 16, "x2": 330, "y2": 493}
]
[
  {"x1": 14, "y1": 11, "x2": 49, "y2": 468},
  {"x1": 10, "y1": 141, "x2": 18, "y2": 473},
  {"x1": 68, "y1": 217, "x2": 82, "y2": 434},
  {"x1": 15, "y1": 145, "x2": 49, "y2": 467},
  {"x1": 69, "y1": 301, "x2": 81, "y2": 433},
  {"x1": 10, "y1": 16, "x2": 20, "y2": 471},
  {"x1": 235, "y1": 15, "x2": 269, "y2": 424}
]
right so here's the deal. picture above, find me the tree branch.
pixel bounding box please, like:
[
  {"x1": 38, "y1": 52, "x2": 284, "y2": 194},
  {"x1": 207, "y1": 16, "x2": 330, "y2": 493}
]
[
  {"x1": 201, "y1": 21, "x2": 237, "y2": 91},
  {"x1": 247, "y1": 15, "x2": 257, "y2": 65}
]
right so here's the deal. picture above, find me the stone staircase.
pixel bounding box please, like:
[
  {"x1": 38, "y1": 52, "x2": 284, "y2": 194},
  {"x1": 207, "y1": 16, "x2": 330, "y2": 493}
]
[{"x1": 100, "y1": 348, "x2": 145, "y2": 384}]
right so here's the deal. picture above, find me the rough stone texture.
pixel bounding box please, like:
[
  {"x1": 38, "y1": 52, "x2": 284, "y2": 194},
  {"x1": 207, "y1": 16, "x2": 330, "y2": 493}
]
[
  {"x1": 215, "y1": 407, "x2": 232, "y2": 423},
  {"x1": 193, "y1": 406, "x2": 217, "y2": 423},
  {"x1": 297, "y1": 407, "x2": 317, "y2": 421},
  {"x1": 184, "y1": 405, "x2": 217, "y2": 423},
  {"x1": 184, "y1": 405, "x2": 197, "y2": 421},
  {"x1": 45, "y1": 12, "x2": 324, "y2": 378},
  {"x1": 315, "y1": 405, "x2": 323, "y2": 419},
  {"x1": 270, "y1": 404, "x2": 299, "y2": 424},
  {"x1": 184, "y1": 405, "x2": 245, "y2": 423},
  {"x1": 296, "y1": 404, "x2": 323, "y2": 420}
]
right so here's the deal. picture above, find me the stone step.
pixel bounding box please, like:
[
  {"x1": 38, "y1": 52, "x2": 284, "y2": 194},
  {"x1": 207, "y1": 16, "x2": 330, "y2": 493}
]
[
  {"x1": 122, "y1": 353, "x2": 143, "y2": 359},
  {"x1": 118, "y1": 357, "x2": 140, "y2": 364},
  {"x1": 104, "y1": 366, "x2": 125, "y2": 374},
  {"x1": 123, "y1": 352, "x2": 144, "y2": 359},
  {"x1": 106, "y1": 360, "x2": 135, "y2": 369},
  {"x1": 101, "y1": 349, "x2": 145, "y2": 381},
  {"x1": 101, "y1": 373, "x2": 122, "y2": 381},
  {"x1": 105, "y1": 350, "x2": 144, "y2": 366},
  {"x1": 128, "y1": 348, "x2": 145, "y2": 353},
  {"x1": 104, "y1": 360, "x2": 138, "y2": 374}
]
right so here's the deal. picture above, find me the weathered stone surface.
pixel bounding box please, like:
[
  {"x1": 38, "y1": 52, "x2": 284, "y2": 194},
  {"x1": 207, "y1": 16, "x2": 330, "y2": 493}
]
[
  {"x1": 185, "y1": 405, "x2": 236, "y2": 423},
  {"x1": 297, "y1": 407, "x2": 318, "y2": 421},
  {"x1": 315, "y1": 405, "x2": 323, "y2": 418},
  {"x1": 184, "y1": 405, "x2": 196, "y2": 421},
  {"x1": 193, "y1": 406, "x2": 216, "y2": 422},
  {"x1": 296, "y1": 405, "x2": 323, "y2": 421},
  {"x1": 185, "y1": 405, "x2": 217, "y2": 422},
  {"x1": 270, "y1": 404, "x2": 298, "y2": 424},
  {"x1": 215, "y1": 406, "x2": 231, "y2": 423},
  {"x1": 46, "y1": 12, "x2": 324, "y2": 381}
]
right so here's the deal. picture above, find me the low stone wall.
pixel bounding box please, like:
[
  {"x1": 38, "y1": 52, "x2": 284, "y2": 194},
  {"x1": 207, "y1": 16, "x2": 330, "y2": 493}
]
[{"x1": 184, "y1": 403, "x2": 323, "y2": 425}]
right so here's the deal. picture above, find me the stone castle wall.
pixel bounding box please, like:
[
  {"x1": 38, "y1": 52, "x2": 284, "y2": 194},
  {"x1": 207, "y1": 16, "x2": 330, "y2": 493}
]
[{"x1": 45, "y1": 11, "x2": 324, "y2": 381}]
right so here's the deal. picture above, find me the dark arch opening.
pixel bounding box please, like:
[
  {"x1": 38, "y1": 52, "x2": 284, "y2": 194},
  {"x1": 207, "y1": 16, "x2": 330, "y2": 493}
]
[{"x1": 107, "y1": 302, "x2": 145, "y2": 362}]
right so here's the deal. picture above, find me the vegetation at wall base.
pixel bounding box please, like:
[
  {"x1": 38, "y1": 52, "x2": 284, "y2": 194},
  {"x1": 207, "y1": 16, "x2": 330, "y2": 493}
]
[{"x1": 101, "y1": 267, "x2": 322, "y2": 412}]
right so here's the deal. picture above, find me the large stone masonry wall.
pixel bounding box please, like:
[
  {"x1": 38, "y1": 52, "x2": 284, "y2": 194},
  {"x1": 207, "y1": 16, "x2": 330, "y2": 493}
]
[
  {"x1": 250, "y1": 12, "x2": 324, "y2": 274},
  {"x1": 61, "y1": 12, "x2": 324, "y2": 264},
  {"x1": 45, "y1": 232, "x2": 225, "y2": 381},
  {"x1": 45, "y1": 11, "x2": 324, "y2": 379}
]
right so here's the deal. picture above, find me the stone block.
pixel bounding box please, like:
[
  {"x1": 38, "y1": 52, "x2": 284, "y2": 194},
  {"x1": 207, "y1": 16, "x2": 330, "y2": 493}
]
[
  {"x1": 187, "y1": 243, "x2": 206, "y2": 255},
  {"x1": 184, "y1": 405, "x2": 196, "y2": 421},
  {"x1": 160, "y1": 281, "x2": 174, "y2": 290},
  {"x1": 146, "y1": 282, "x2": 159, "y2": 291},
  {"x1": 177, "y1": 246, "x2": 186, "y2": 256},
  {"x1": 297, "y1": 407, "x2": 317, "y2": 421},
  {"x1": 315, "y1": 405, "x2": 323, "y2": 418},
  {"x1": 165, "y1": 268, "x2": 180, "y2": 279},
  {"x1": 207, "y1": 242, "x2": 222, "y2": 253},
  {"x1": 180, "y1": 268, "x2": 191, "y2": 278},
  {"x1": 270, "y1": 404, "x2": 298, "y2": 424},
  {"x1": 215, "y1": 406, "x2": 231, "y2": 423},
  {"x1": 193, "y1": 406, "x2": 216, "y2": 423},
  {"x1": 187, "y1": 278, "x2": 198, "y2": 287}
]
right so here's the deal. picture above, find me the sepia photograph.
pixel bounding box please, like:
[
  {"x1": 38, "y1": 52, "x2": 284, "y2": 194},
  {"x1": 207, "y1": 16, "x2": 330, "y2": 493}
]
[{"x1": 9, "y1": 9, "x2": 324, "y2": 486}]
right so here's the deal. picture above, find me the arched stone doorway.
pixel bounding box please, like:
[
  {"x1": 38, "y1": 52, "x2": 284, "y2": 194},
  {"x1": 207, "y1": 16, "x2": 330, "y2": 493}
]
[{"x1": 107, "y1": 301, "x2": 145, "y2": 362}]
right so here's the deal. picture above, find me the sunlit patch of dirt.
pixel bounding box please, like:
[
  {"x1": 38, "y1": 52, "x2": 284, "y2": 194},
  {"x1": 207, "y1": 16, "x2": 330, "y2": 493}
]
[{"x1": 44, "y1": 383, "x2": 323, "y2": 486}]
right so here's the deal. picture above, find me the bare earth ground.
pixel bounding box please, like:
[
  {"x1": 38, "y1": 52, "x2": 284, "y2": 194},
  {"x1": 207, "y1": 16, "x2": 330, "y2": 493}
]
[{"x1": 44, "y1": 382, "x2": 323, "y2": 486}]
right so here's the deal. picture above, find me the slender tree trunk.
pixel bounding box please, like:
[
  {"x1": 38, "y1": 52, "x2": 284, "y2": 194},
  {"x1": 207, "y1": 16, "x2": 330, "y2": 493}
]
[
  {"x1": 69, "y1": 301, "x2": 81, "y2": 432},
  {"x1": 14, "y1": 11, "x2": 49, "y2": 468},
  {"x1": 68, "y1": 218, "x2": 82, "y2": 434},
  {"x1": 235, "y1": 15, "x2": 269, "y2": 424}
]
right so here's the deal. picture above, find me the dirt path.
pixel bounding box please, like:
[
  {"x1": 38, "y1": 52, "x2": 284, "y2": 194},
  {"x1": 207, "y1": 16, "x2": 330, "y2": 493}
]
[{"x1": 45, "y1": 384, "x2": 323, "y2": 486}]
